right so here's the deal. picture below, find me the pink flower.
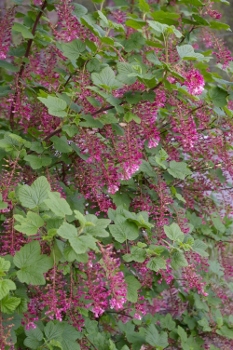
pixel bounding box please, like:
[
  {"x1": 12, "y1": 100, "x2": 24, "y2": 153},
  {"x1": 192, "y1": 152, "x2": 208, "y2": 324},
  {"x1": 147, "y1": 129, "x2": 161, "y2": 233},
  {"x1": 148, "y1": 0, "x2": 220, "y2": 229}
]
[
  {"x1": 108, "y1": 184, "x2": 119, "y2": 194},
  {"x1": 33, "y1": 0, "x2": 43, "y2": 5},
  {"x1": 184, "y1": 69, "x2": 205, "y2": 95}
]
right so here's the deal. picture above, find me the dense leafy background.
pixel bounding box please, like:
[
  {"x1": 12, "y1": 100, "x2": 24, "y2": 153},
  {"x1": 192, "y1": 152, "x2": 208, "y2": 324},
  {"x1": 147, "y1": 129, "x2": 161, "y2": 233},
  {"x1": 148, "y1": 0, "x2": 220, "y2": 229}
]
[{"x1": 1, "y1": 0, "x2": 233, "y2": 349}]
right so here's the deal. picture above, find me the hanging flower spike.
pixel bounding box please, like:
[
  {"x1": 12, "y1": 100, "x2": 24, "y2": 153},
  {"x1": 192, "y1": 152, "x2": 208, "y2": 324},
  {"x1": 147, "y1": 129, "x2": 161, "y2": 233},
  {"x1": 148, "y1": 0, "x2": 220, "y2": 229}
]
[
  {"x1": 184, "y1": 69, "x2": 205, "y2": 95},
  {"x1": 0, "y1": 7, "x2": 14, "y2": 60}
]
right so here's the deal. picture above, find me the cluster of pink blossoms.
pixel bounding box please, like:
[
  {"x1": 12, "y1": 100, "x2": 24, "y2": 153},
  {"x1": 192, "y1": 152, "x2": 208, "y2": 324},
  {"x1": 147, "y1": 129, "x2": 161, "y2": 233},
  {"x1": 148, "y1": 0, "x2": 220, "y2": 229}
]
[
  {"x1": 205, "y1": 2, "x2": 222, "y2": 20},
  {"x1": 100, "y1": 244, "x2": 127, "y2": 311},
  {"x1": 184, "y1": 69, "x2": 205, "y2": 95},
  {"x1": 0, "y1": 7, "x2": 14, "y2": 59},
  {"x1": 84, "y1": 256, "x2": 110, "y2": 318},
  {"x1": 182, "y1": 264, "x2": 208, "y2": 296},
  {"x1": 33, "y1": 0, "x2": 43, "y2": 5}
]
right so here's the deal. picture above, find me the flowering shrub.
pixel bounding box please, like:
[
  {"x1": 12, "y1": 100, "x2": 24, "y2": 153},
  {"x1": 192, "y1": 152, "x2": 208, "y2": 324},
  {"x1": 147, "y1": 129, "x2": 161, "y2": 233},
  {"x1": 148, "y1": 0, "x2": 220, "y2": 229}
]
[{"x1": 1, "y1": 0, "x2": 233, "y2": 349}]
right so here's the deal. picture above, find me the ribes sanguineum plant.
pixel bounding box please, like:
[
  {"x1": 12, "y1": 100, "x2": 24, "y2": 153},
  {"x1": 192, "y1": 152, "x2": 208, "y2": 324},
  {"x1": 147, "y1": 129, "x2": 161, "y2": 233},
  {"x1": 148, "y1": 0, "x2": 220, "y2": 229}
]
[{"x1": 1, "y1": 0, "x2": 233, "y2": 349}]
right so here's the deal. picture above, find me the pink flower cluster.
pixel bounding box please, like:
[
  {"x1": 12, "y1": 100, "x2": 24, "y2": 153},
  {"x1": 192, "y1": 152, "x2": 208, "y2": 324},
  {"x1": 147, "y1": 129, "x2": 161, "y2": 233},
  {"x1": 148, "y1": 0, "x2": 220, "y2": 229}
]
[
  {"x1": 100, "y1": 244, "x2": 127, "y2": 311},
  {"x1": 33, "y1": 0, "x2": 43, "y2": 5},
  {"x1": 0, "y1": 7, "x2": 14, "y2": 59},
  {"x1": 184, "y1": 69, "x2": 205, "y2": 96},
  {"x1": 120, "y1": 161, "x2": 141, "y2": 181},
  {"x1": 84, "y1": 255, "x2": 110, "y2": 318},
  {"x1": 182, "y1": 264, "x2": 208, "y2": 296},
  {"x1": 201, "y1": 30, "x2": 233, "y2": 68}
]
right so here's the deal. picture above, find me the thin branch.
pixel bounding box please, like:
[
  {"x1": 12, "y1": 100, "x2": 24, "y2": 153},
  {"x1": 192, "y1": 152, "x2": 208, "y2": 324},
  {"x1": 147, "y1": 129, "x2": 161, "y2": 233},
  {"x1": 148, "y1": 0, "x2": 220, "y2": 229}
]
[
  {"x1": 9, "y1": 0, "x2": 47, "y2": 130},
  {"x1": 43, "y1": 127, "x2": 62, "y2": 142},
  {"x1": 63, "y1": 74, "x2": 73, "y2": 88},
  {"x1": 179, "y1": 25, "x2": 196, "y2": 45}
]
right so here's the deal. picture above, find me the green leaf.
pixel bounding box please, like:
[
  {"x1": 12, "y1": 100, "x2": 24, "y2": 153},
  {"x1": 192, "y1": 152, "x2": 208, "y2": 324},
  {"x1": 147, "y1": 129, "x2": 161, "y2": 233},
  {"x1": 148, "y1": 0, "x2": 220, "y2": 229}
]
[
  {"x1": 44, "y1": 321, "x2": 81, "y2": 350},
  {"x1": 91, "y1": 66, "x2": 121, "y2": 89},
  {"x1": 79, "y1": 114, "x2": 103, "y2": 128},
  {"x1": 51, "y1": 135, "x2": 73, "y2": 153},
  {"x1": 209, "y1": 87, "x2": 228, "y2": 107},
  {"x1": 12, "y1": 22, "x2": 34, "y2": 39},
  {"x1": 109, "y1": 221, "x2": 139, "y2": 242},
  {"x1": 24, "y1": 155, "x2": 52, "y2": 169},
  {"x1": 209, "y1": 21, "x2": 231, "y2": 31},
  {"x1": 147, "y1": 257, "x2": 167, "y2": 272},
  {"x1": 194, "y1": 294, "x2": 209, "y2": 311},
  {"x1": 161, "y1": 314, "x2": 176, "y2": 331},
  {"x1": 44, "y1": 192, "x2": 72, "y2": 217},
  {"x1": 124, "y1": 32, "x2": 145, "y2": 52},
  {"x1": 192, "y1": 239, "x2": 208, "y2": 257},
  {"x1": 155, "y1": 148, "x2": 168, "y2": 169},
  {"x1": 14, "y1": 212, "x2": 44, "y2": 235},
  {"x1": 171, "y1": 251, "x2": 188, "y2": 270},
  {"x1": 139, "y1": 160, "x2": 155, "y2": 177},
  {"x1": 125, "y1": 275, "x2": 141, "y2": 303},
  {"x1": 18, "y1": 176, "x2": 51, "y2": 209},
  {"x1": 164, "y1": 223, "x2": 184, "y2": 242},
  {"x1": 146, "y1": 51, "x2": 162, "y2": 66},
  {"x1": 81, "y1": 15, "x2": 105, "y2": 38},
  {"x1": 148, "y1": 20, "x2": 182, "y2": 38},
  {"x1": 0, "y1": 257, "x2": 10, "y2": 275},
  {"x1": 124, "y1": 112, "x2": 141, "y2": 124},
  {"x1": 138, "y1": 0, "x2": 150, "y2": 12},
  {"x1": 121, "y1": 345, "x2": 130, "y2": 350},
  {"x1": 209, "y1": 261, "x2": 224, "y2": 278},
  {"x1": 24, "y1": 327, "x2": 44, "y2": 349},
  {"x1": 0, "y1": 279, "x2": 16, "y2": 300},
  {"x1": 62, "y1": 125, "x2": 79, "y2": 137},
  {"x1": 125, "y1": 19, "x2": 146, "y2": 30},
  {"x1": 0, "y1": 295, "x2": 21, "y2": 314},
  {"x1": 13, "y1": 241, "x2": 53, "y2": 285},
  {"x1": 38, "y1": 96, "x2": 67, "y2": 117},
  {"x1": 192, "y1": 14, "x2": 209, "y2": 26},
  {"x1": 74, "y1": 210, "x2": 86, "y2": 227},
  {"x1": 145, "y1": 324, "x2": 169, "y2": 348},
  {"x1": 0, "y1": 59, "x2": 19, "y2": 72},
  {"x1": 211, "y1": 213, "x2": 226, "y2": 233},
  {"x1": 29, "y1": 141, "x2": 44, "y2": 154},
  {"x1": 84, "y1": 215, "x2": 110, "y2": 237},
  {"x1": 175, "y1": 192, "x2": 186, "y2": 203},
  {"x1": 187, "y1": 212, "x2": 202, "y2": 228},
  {"x1": 198, "y1": 318, "x2": 212, "y2": 332},
  {"x1": 177, "y1": 44, "x2": 205, "y2": 61},
  {"x1": 124, "y1": 210, "x2": 153, "y2": 230},
  {"x1": 98, "y1": 10, "x2": 109, "y2": 27},
  {"x1": 151, "y1": 10, "x2": 179, "y2": 25},
  {"x1": 87, "y1": 58, "x2": 101, "y2": 73},
  {"x1": 124, "y1": 91, "x2": 142, "y2": 104},
  {"x1": 177, "y1": 325, "x2": 188, "y2": 342},
  {"x1": 49, "y1": 340, "x2": 63, "y2": 349},
  {"x1": 58, "y1": 39, "x2": 86, "y2": 62},
  {"x1": 0, "y1": 85, "x2": 13, "y2": 96},
  {"x1": 57, "y1": 222, "x2": 95, "y2": 254},
  {"x1": 0, "y1": 132, "x2": 30, "y2": 152},
  {"x1": 0, "y1": 199, "x2": 7, "y2": 210},
  {"x1": 109, "y1": 339, "x2": 118, "y2": 350},
  {"x1": 168, "y1": 161, "x2": 192, "y2": 179},
  {"x1": 123, "y1": 246, "x2": 146, "y2": 263},
  {"x1": 63, "y1": 246, "x2": 88, "y2": 263},
  {"x1": 117, "y1": 62, "x2": 137, "y2": 85},
  {"x1": 73, "y1": 3, "x2": 88, "y2": 18},
  {"x1": 216, "y1": 325, "x2": 233, "y2": 339},
  {"x1": 98, "y1": 113, "x2": 118, "y2": 125}
]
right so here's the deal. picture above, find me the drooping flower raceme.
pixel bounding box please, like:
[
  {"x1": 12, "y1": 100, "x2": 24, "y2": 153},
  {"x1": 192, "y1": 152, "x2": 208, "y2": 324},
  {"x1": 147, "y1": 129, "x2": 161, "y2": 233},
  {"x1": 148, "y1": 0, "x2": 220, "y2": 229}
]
[{"x1": 184, "y1": 69, "x2": 205, "y2": 95}]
